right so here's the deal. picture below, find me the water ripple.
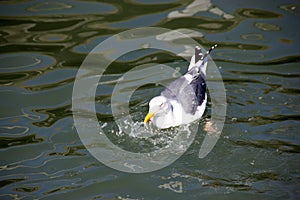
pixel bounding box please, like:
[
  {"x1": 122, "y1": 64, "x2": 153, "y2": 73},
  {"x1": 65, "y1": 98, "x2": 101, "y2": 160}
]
[
  {"x1": 0, "y1": 0, "x2": 299, "y2": 199},
  {"x1": 0, "y1": 134, "x2": 44, "y2": 149}
]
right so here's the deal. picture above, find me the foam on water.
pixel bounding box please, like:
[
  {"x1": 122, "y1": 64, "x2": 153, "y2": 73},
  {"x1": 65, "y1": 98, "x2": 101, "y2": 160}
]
[{"x1": 114, "y1": 115, "x2": 198, "y2": 154}]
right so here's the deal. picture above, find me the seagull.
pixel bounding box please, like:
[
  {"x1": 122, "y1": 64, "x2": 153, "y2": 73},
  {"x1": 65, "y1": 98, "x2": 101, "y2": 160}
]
[{"x1": 144, "y1": 45, "x2": 217, "y2": 129}]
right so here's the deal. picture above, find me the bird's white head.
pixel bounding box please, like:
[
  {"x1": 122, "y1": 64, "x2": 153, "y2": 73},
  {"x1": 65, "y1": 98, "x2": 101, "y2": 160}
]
[{"x1": 144, "y1": 96, "x2": 170, "y2": 124}]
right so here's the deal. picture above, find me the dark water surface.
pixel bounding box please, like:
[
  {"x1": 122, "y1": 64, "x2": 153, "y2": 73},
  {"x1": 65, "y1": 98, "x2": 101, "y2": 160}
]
[{"x1": 1, "y1": 0, "x2": 300, "y2": 199}]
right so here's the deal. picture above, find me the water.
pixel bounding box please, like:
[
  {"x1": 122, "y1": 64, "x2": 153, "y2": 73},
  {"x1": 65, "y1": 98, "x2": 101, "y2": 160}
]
[{"x1": 1, "y1": 0, "x2": 300, "y2": 199}]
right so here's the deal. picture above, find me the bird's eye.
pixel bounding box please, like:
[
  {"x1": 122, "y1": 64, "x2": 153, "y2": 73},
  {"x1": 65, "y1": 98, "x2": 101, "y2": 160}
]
[{"x1": 160, "y1": 103, "x2": 164, "y2": 107}]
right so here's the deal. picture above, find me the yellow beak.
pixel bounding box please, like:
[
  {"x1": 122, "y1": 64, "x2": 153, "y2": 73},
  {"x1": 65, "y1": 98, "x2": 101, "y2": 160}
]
[{"x1": 144, "y1": 112, "x2": 154, "y2": 124}]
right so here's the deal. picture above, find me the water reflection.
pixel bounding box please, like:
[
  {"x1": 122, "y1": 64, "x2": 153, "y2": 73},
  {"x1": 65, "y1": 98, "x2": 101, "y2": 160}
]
[
  {"x1": 0, "y1": 0, "x2": 299, "y2": 199},
  {"x1": 0, "y1": 134, "x2": 44, "y2": 148},
  {"x1": 0, "y1": 53, "x2": 55, "y2": 72},
  {"x1": 167, "y1": 0, "x2": 234, "y2": 19},
  {"x1": 0, "y1": 0, "x2": 115, "y2": 16}
]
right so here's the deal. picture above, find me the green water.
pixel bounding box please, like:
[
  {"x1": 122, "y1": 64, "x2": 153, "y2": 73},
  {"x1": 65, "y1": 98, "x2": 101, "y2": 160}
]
[{"x1": 1, "y1": 0, "x2": 300, "y2": 199}]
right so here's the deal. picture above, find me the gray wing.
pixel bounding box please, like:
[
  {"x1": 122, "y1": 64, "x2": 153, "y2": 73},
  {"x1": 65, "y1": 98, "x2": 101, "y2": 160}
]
[
  {"x1": 161, "y1": 45, "x2": 216, "y2": 114},
  {"x1": 161, "y1": 71, "x2": 206, "y2": 114}
]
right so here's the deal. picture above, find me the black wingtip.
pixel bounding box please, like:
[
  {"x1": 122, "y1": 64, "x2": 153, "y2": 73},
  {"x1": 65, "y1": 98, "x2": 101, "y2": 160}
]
[
  {"x1": 203, "y1": 44, "x2": 217, "y2": 59},
  {"x1": 193, "y1": 44, "x2": 217, "y2": 64},
  {"x1": 206, "y1": 44, "x2": 217, "y2": 54},
  {"x1": 195, "y1": 46, "x2": 203, "y2": 63}
]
